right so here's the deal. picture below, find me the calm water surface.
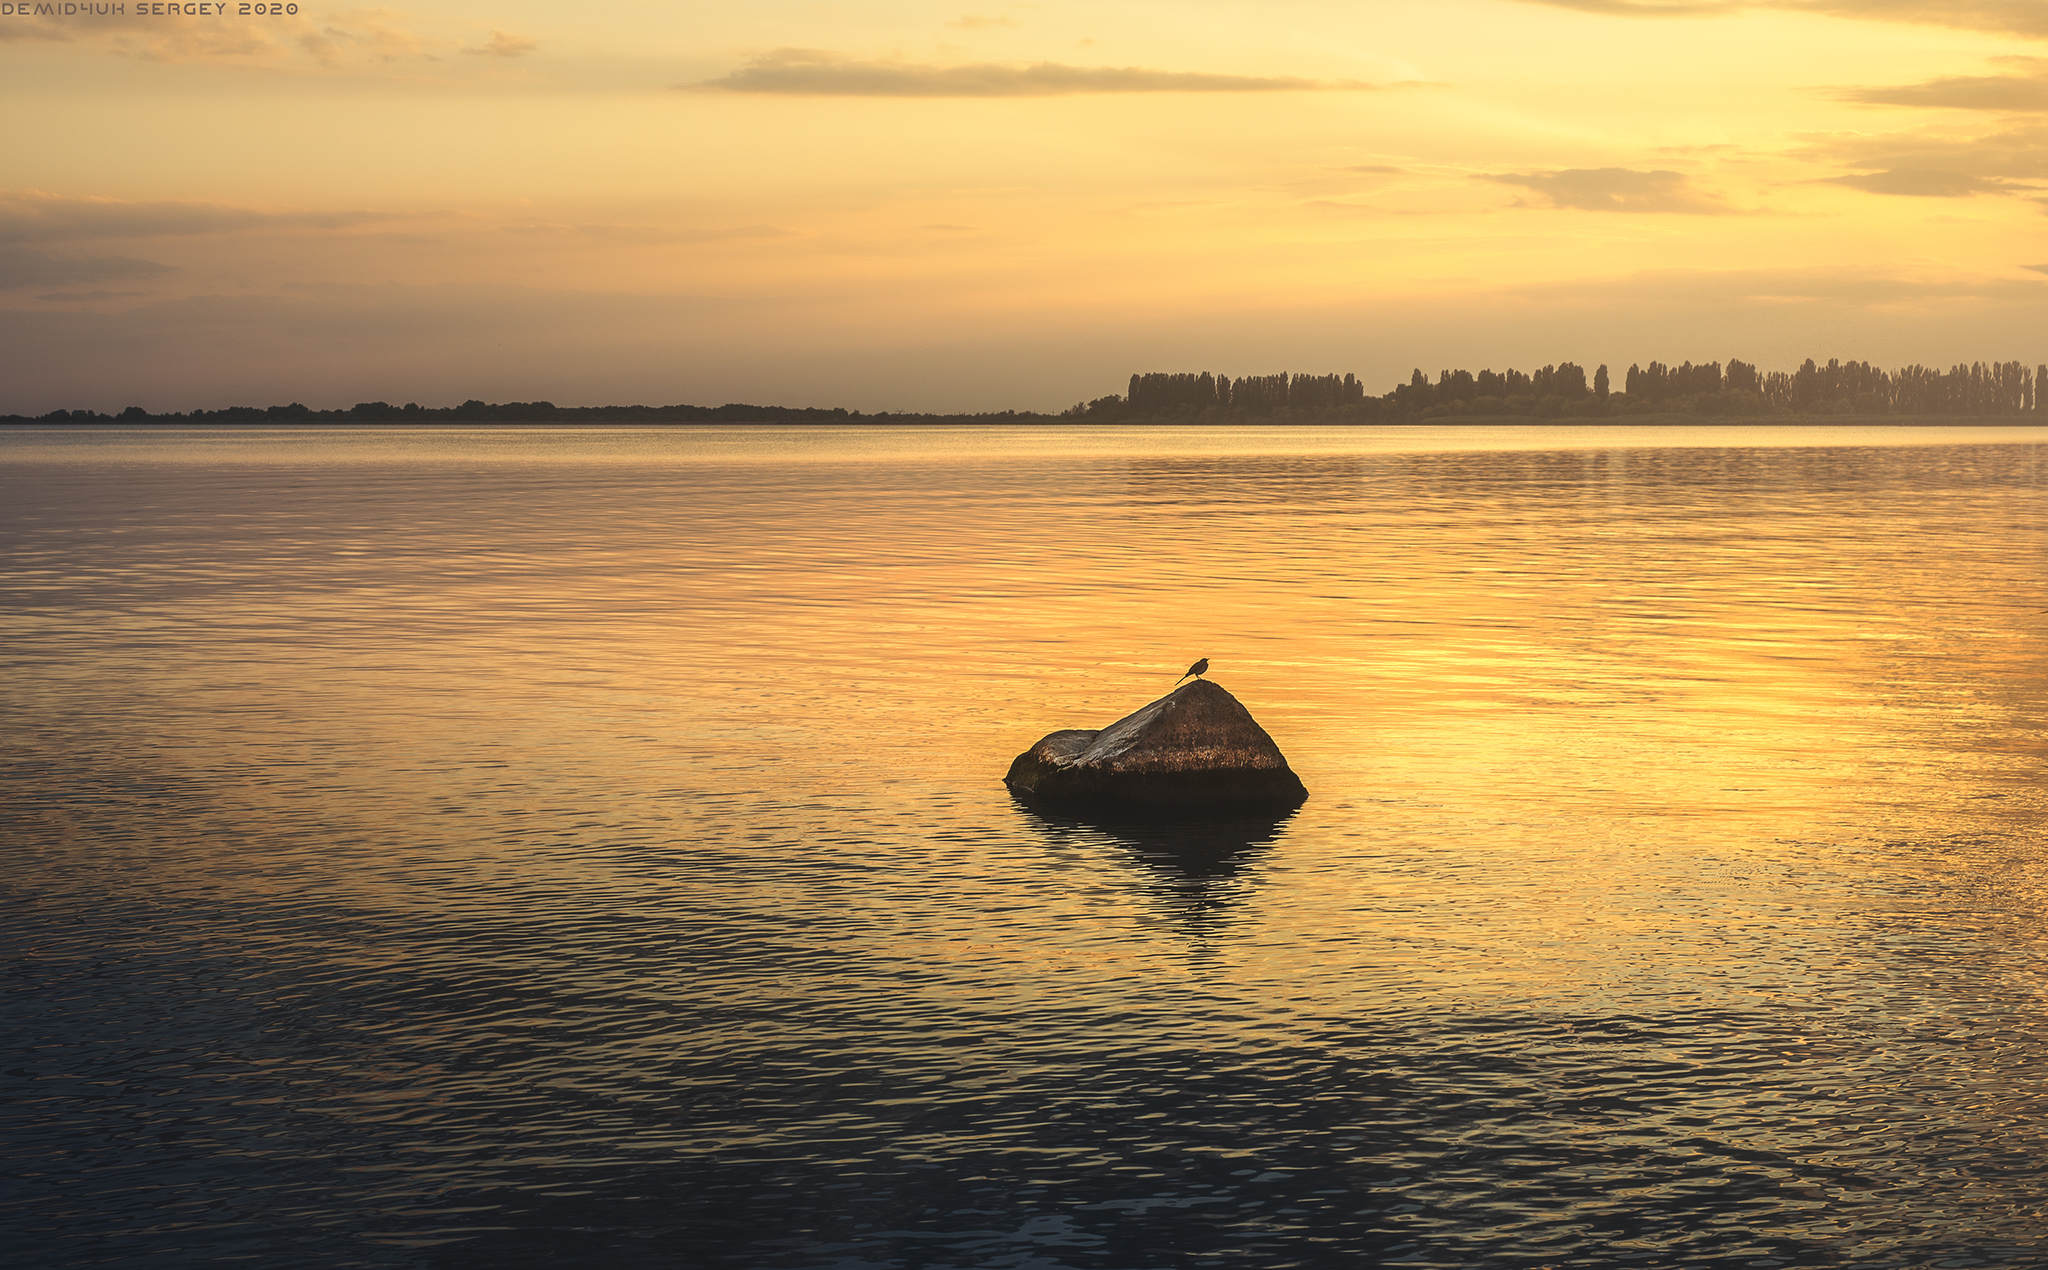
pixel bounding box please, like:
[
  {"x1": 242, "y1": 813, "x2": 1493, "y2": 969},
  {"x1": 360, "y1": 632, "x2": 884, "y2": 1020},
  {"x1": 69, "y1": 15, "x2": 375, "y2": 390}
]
[{"x1": 4, "y1": 424, "x2": 2047, "y2": 1268}]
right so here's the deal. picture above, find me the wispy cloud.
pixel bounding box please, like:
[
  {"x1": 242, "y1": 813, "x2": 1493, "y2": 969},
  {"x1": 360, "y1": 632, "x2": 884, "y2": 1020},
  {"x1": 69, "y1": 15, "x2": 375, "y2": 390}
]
[
  {"x1": 0, "y1": 16, "x2": 75, "y2": 43},
  {"x1": 298, "y1": 8, "x2": 446, "y2": 64},
  {"x1": 1793, "y1": 121, "x2": 2048, "y2": 183},
  {"x1": 1517, "y1": 0, "x2": 1728, "y2": 14},
  {"x1": 1840, "y1": 58, "x2": 2048, "y2": 112},
  {"x1": 0, "y1": 190, "x2": 396, "y2": 243},
  {"x1": 0, "y1": 5, "x2": 464, "y2": 68},
  {"x1": 0, "y1": 246, "x2": 174, "y2": 290},
  {"x1": 1514, "y1": 0, "x2": 2048, "y2": 37},
  {"x1": 1482, "y1": 168, "x2": 1733, "y2": 213},
  {"x1": 463, "y1": 30, "x2": 536, "y2": 58},
  {"x1": 1805, "y1": 0, "x2": 2048, "y2": 36},
  {"x1": 34, "y1": 290, "x2": 147, "y2": 302},
  {"x1": 500, "y1": 221, "x2": 792, "y2": 244},
  {"x1": 1, "y1": 10, "x2": 289, "y2": 60},
  {"x1": 685, "y1": 50, "x2": 1377, "y2": 97},
  {"x1": 1818, "y1": 168, "x2": 2021, "y2": 196}
]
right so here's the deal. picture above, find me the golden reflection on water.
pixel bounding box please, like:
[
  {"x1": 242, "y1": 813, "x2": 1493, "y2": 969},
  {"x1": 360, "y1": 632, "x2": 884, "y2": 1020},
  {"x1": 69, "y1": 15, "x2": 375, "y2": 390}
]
[
  {"x1": 8, "y1": 427, "x2": 2042, "y2": 991},
  {"x1": 7, "y1": 424, "x2": 2048, "y2": 1265}
]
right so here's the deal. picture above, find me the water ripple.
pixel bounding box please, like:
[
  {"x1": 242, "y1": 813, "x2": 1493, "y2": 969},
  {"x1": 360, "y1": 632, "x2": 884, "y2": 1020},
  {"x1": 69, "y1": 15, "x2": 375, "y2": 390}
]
[{"x1": 3, "y1": 425, "x2": 2046, "y2": 1267}]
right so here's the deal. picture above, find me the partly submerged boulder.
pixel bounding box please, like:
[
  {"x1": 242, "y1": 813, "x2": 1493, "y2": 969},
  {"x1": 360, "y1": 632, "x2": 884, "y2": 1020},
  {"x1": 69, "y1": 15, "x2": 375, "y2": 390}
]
[{"x1": 1003, "y1": 679, "x2": 1308, "y2": 811}]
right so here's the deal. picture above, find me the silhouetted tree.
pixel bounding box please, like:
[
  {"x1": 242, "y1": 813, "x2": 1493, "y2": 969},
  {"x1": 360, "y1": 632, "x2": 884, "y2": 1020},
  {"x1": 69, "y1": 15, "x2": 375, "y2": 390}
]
[
  {"x1": 1128, "y1": 372, "x2": 1227, "y2": 415},
  {"x1": 1229, "y1": 373, "x2": 1292, "y2": 413},
  {"x1": 1389, "y1": 369, "x2": 1435, "y2": 412},
  {"x1": 1528, "y1": 363, "x2": 1588, "y2": 398},
  {"x1": 1062, "y1": 395, "x2": 1128, "y2": 420},
  {"x1": 1436, "y1": 369, "x2": 1477, "y2": 403},
  {"x1": 1287, "y1": 372, "x2": 1361, "y2": 409}
]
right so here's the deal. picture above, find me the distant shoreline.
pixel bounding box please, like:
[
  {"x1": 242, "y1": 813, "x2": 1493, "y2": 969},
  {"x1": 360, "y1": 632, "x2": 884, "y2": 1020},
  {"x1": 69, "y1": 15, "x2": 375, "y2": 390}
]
[
  {"x1": 10, "y1": 357, "x2": 2039, "y2": 426},
  {"x1": 6, "y1": 414, "x2": 2045, "y2": 429}
]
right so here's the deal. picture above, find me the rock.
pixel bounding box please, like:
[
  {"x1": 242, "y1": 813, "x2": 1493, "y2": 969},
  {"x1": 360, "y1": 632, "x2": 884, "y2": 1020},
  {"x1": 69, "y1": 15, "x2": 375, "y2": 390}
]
[{"x1": 1003, "y1": 679, "x2": 1308, "y2": 811}]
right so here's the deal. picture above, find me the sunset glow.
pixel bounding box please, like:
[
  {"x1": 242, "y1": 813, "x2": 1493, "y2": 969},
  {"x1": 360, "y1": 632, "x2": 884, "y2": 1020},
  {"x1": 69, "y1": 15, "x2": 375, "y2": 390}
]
[{"x1": 5, "y1": 0, "x2": 2045, "y2": 411}]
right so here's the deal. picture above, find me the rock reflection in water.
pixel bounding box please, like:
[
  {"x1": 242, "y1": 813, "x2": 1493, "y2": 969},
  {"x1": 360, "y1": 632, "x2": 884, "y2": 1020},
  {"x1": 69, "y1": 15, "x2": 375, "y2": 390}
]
[{"x1": 1010, "y1": 791, "x2": 1296, "y2": 924}]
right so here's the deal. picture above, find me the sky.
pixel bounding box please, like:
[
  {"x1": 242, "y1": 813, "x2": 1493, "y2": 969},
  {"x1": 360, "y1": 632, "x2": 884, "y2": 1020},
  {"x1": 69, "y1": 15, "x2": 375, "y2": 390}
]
[{"x1": 2, "y1": 0, "x2": 2045, "y2": 413}]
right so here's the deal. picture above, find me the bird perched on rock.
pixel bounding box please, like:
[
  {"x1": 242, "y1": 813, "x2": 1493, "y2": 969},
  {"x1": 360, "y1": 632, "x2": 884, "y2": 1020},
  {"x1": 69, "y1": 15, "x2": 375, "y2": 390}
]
[{"x1": 1175, "y1": 657, "x2": 1209, "y2": 685}]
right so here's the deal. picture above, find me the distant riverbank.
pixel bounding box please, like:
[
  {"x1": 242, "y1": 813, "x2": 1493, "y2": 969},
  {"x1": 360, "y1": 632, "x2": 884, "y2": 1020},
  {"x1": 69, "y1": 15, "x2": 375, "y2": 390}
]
[{"x1": 7, "y1": 404, "x2": 2047, "y2": 428}]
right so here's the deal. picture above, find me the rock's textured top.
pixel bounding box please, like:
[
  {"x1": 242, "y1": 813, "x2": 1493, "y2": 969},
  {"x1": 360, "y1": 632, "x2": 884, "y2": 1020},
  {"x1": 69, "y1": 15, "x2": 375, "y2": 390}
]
[{"x1": 1003, "y1": 680, "x2": 1308, "y2": 810}]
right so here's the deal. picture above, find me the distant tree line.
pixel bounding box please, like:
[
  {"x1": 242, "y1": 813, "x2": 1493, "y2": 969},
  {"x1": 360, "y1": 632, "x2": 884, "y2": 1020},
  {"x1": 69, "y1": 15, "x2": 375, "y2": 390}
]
[
  {"x1": 1067, "y1": 357, "x2": 2043, "y2": 420},
  {"x1": 1122, "y1": 371, "x2": 1367, "y2": 416},
  {"x1": 1072, "y1": 361, "x2": 1604, "y2": 420},
  {"x1": 1623, "y1": 358, "x2": 2038, "y2": 415},
  {"x1": 1390, "y1": 363, "x2": 1594, "y2": 413},
  {"x1": 8, "y1": 356, "x2": 2041, "y2": 426}
]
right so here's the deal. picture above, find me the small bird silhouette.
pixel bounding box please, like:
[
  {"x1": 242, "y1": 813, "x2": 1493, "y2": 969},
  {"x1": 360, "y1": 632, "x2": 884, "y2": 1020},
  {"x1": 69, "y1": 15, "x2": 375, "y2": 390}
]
[{"x1": 1175, "y1": 657, "x2": 1209, "y2": 685}]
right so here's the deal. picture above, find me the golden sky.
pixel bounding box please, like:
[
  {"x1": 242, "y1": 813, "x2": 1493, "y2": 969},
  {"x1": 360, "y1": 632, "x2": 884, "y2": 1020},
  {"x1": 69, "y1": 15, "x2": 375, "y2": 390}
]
[{"x1": 3, "y1": 0, "x2": 2044, "y2": 412}]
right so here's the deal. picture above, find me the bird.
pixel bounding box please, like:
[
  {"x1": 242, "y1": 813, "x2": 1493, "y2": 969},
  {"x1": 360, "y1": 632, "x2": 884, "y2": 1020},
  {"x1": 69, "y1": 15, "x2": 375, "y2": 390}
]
[{"x1": 1174, "y1": 658, "x2": 1209, "y2": 685}]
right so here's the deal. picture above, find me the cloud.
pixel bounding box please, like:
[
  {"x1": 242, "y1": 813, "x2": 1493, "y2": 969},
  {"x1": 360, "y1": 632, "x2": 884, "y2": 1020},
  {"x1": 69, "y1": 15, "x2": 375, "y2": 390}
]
[
  {"x1": 1840, "y1": 59, "x2": 2048, "y2": 112},
  {"x1": 0, "y1": 190, "x2": 395, "y2": 244},
  {"x1": 35, "y1": 290, "x2": 146, "y2": 302},
  {"x1": 298, "y1": 8, "x2": 443, "y2": 63},
  {"x1": 464, "y1": 30, "x2": 536, "y2": 58},
  {"x1": 0, "y1": 16, "x2": 75, "y2": 43},
  {"x1": 685, "y1": 50, "x2": 1374, "y2": 96},
  {"x1": 1517, "y1": 0, "x2": 1728, "y2": 13},
  {"x1": 1803, "y1": 0, "x2": 2048, "y2": 36},
  {"x1": 1482, "y1": 168, "x2": 1732, "y2": 213},
  {"x1": 1513, "y1": 0, "x2": 2048, "y2": 37},
  {"x1": 2025, "y1": 263, "x2": 2048, "y2": 274},
  {"x1": 0, "y1": 246, "x2": 174, "y2": 290},
  {"x1": 500, "y1": 221, "x2": 792, "y2": 244},
  {"x1": 1794, "y1": 121, "x2": 2048, "y2": 183},
  {"x1": 0, "y1": 7, "x2": 278, "y2": 56},
  {"x1": 0, "y1": 4, "x2": 462, "y2": 67},
  {"x1": 58, "y1": 13, "x2": 289, "y2": 62},
  {"x1": 1818, "y1": 168, "x2": 2020, "y2": 196}
]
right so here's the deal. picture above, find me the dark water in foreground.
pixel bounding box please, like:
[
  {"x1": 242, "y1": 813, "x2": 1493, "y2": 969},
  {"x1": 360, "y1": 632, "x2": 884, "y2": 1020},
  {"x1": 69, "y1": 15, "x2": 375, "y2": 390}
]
[{"x1": 4, "y1": 424, "x2": 2047, "y2": 1269}]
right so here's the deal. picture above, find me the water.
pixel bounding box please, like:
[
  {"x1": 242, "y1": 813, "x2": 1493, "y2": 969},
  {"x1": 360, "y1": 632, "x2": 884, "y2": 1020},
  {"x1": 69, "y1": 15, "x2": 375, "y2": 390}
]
[{"x1": 4, "y1": 423, "x2": 2046, "y2": 1269}]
